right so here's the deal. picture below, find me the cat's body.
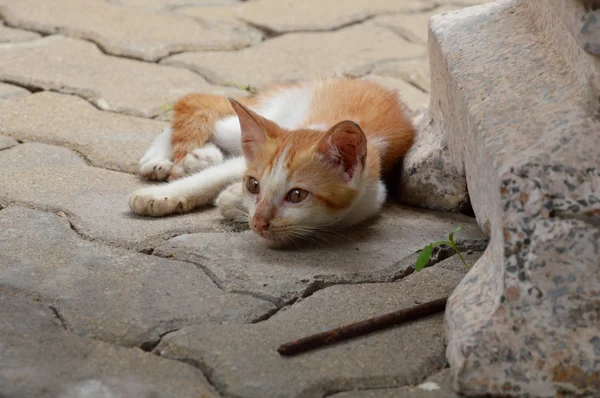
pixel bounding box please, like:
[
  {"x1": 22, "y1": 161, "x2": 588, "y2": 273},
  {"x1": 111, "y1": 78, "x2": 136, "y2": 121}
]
[{"x1": 129, "y1": 77, "x2": 415, "y2": 244}]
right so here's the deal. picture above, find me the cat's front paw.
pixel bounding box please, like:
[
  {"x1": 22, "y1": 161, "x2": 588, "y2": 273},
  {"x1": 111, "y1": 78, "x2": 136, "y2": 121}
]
[
  {"x1": 215, "y1": 182, "x2": 247, "y2": 222},
  {"x1": 139, "y1": 156, "x2": 173, "y2": 181},
  {"x1": 129, "y1": 187, "x2": 194, "y2": 217},
  {"x1": 170, "y1": 144, "x2": 224, "y2": 181}
]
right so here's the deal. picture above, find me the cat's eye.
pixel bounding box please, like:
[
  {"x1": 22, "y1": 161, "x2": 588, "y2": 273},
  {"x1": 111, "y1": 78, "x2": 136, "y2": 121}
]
[
  {"x1": 287, "y1": 188, "x2": 309, "y2": 203},
  {"x1": 246, "y1": 177, "x2": 260, "y2": 194}
]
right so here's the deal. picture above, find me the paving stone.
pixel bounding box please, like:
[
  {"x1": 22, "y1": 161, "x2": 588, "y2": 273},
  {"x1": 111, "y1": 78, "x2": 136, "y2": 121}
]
[
  {"x1": 162, "y1": 24, "x2": 426, "y2": 88},
  {"x1": 0, "y1": 35, "x2": 245, "y2": 118},
  {"x1": 0, "y1": 206, "x2": 275, "y2": 347},
  {"x1": 0, "y1": 22, "x2": 41, "y2": 42},
  {"x1": 156, "y1": 253, "x2": 481, "y2": 398},
  {"x1": 0, "y1": 0, "x2": 262, "y2": 61},
  {"x1": 0, "y1": 289, "x2": 219, "y2": 398},
  {"x1": 364, "y1": 58, "x2": 431, "y2": 92},
  {"x1": 0, "y1": 92, "x2": 166, "y2": 173},
  {"x1": 154, "y1": 206, "x2": 487, "y2": 304},
  {"x1": 362, "y1": 74, "x2": 429, "y2": 112},
  {"x1": 0, "y1": 135, "x2": 17, "y2": 150},
  {"x1": 331, "y1": 369, "x2": 458, "y2": 398},
  {"x1": 111, "y1": 0, "x2": 241, "y2": 11},
  {"x1": 0, "y1": 81, "x2": 29, "y2": 100},
  {"x1": 180, "y1": 0, "x2": 429, "y2": 32},
  {"x1": 373, "y1": 6, "x2": 457, "y2": 44},
  {"x1": 0, "y1": 143, "x2": 235, "y2": 251}
]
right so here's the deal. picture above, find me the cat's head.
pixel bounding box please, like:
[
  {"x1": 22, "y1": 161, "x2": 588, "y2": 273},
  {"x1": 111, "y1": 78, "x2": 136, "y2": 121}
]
[{"x1": 229, "y1": 99, "x2": 368, "y2": 244}]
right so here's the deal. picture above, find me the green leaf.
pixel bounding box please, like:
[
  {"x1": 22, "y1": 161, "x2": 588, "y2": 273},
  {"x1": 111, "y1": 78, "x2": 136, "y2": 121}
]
[
  {"x1": 415, "y1": 245, "x2": 433, "y2": 272},
  {"x1": 431, "y1": 240, "x2": 450, "y2": 248},
  {"x1": 448, "y1": 226, "x2": 462, "y2": 245}
]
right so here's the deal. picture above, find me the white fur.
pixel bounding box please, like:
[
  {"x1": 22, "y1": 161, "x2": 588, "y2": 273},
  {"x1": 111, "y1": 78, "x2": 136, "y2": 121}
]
[
  {"x1": 139, "y1": 127, "x2": 173, "y2": 181},
  {"x1": 254, "y1": 85, "x2": 313, "y2": 129},
  {"x1": 211, "y1": 86, "x2": 313, "y2": 155},
  {"x1": 212, "y1": 115, "x2": 243, "y2": 155},
  {"x1": 215, "y1": 182, "x2": 246, "y2": 222},
  {"x1": 370, "y1": 137, "x2": 388, "y2": 153},
  {"x1": 130, "y1": 157, "x2": 246, "y2": 217},
  {"x1": 170, "y1": 143, "x2": 224, "y2": 178}
]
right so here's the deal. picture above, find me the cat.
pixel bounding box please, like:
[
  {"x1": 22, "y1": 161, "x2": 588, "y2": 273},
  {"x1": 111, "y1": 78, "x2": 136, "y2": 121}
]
[{"x1": 129, "y1": 77, "x2": 415, "y2": 245}]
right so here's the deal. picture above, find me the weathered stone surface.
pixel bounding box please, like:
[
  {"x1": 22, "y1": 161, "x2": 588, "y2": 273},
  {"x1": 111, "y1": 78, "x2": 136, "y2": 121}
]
[
  {"x1": 162, "y1": 24, "x2": 426, "y2": 88},
  {"x1": 362, "y1": 74, "x2": 429, "y2": 113},
  {"x1": 0, "y1": 81, "x2": 29, "y2": 100},
  {"x1": 581, "y1": 10, "x2": 600, "y2": 55},
  {"x1": 0, "y1": 206, "x2": 274, "y2": 347},
  {"x1": 0, "y1": 35, "x2": 245, "y2": 118},
  {"x1": 0, "y1": 289, "x2": 219, "y2": 398},
  {"x1": 373, "y1": 6, "x2": 456, "y2": 44},
  {"x1": 110, "y1": 0, "x2": 240, "y2": 11},
  {"x1": 399, "y1": 111, "x2": 469, "y2": 212},
  {"x1": 0, "y1": 22, "x2": 41, "y2": 42},
  {"x1": 331, "y1": 369, "x2": 459, "y2": 398},
  {"x1": 180, "y1": 0, "x2": 429, "y2": 32},
  {"x1": 0, "y1": 0, "x2": 261, "y2": 61},
  {"x1": 0, "y1": 134, "x2": 17, "y2": 150},
  {"x1": 155, "y1": 206, "x2": 486, "y2": 303},
  {"x1": 0, "y1": 143, "x2": 233, "y2": 250},
  {"x1": 428, "y1": 2, "x2": 600, "y2": 396},
  {"x1": 157, "y1": 254, "x2": 480, "y2": 398},
  {"x1": 0, "y1": 92, "x2": 165, "y2": 173}
]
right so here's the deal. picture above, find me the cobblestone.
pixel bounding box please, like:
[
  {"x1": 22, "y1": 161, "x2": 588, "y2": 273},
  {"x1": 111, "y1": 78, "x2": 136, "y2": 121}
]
[
  {"x1": 162, "y1": 23, "x2": 425, "y2": 88},
  {"x1": 0, "y1": 35, "x2": 245, "y2": 118},
  {"x1": 0, "y1": 92, "x2": 166, "y2": 173},
  {"x1": 0, "y1": 21, "x2": 41, "y2": 42},
  {"x1": 0, "y1": 0, "x2": 261, "y2": 61}
]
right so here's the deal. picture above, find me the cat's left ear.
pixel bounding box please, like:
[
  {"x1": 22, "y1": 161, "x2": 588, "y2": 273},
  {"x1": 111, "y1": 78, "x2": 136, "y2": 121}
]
[
  {"x1": 229, "y1": 98, "x2": 280, "y2": 161},
  {"x1": 318, "y1": 120, "x2": 367, "y2": 181}
]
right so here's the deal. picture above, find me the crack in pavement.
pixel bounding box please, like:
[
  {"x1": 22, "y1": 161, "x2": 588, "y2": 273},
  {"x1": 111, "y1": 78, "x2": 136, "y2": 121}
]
[{"x1": 48, "y1": 304, "x2": 71, "y2": 332}]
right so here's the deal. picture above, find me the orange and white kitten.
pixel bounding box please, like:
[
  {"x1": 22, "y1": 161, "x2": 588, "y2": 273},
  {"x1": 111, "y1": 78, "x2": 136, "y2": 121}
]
[{"x1": 129, "y1": 77, "x2": 415, "y2": 244}]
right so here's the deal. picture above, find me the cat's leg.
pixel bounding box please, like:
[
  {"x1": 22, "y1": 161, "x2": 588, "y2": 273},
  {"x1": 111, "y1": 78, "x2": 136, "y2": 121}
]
[
  {"x1": 129, "y1": 156, "x2": 246, "y2": 217},
  {"x1": 139, "y1": 127, "x2": 174, "y2": 181},
  {"x1": 168, "y1": 93, "x2": 238, "y2": 180},
  {"x1": 215, "y1": 182, "x2": 247, "y2": 222},
  {"x1": 170, "y1": 143, "x2": 225, "y2": 180}
]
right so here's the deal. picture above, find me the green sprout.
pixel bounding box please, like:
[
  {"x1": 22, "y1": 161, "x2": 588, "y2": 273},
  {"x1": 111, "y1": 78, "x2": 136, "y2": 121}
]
[{"x1": 415, "y1": 226, "x2": 470, "y2": 272}]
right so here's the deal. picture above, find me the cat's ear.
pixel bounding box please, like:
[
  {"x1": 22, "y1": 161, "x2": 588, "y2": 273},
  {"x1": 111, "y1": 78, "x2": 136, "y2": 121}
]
[
  {"x1": 318, "y1": 120, "x2": 367, "y2": 181},
  {"x1": 229, "y1": 98, "x2": 278, "y2": 161}
]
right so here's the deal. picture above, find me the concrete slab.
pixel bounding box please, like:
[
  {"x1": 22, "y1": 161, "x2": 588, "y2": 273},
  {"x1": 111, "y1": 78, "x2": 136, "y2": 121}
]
[
  {"x1": 162, "y1": 24, "x2": 425, "y2": 88},
  {"x1": 0, "y1": 206, "x2": 275, "y2": 347},
  {"x1": 0, "y1": 143, "x2": 232, "y2": 250},
  {"x1": 0, "y1": 92, "x2": 166, "y2": 173},
  {"x1": 154, "y1": 207, "x2": 487, "y2": 304},
  {"x1": 0, "y1": 289, "x2": 220, "y2": 398},
  {"x1": 0, "y1": 0, "x2": 261, "y2": 61},
  {"x1": 0, "y1": 35, "x2": 245, "y2": 118},
  {"x1": 156, "y1": 254, "x2": 480, "y2": 398}
]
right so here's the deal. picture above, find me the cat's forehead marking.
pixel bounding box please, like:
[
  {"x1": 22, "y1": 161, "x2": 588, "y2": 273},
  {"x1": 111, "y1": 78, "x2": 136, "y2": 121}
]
[{"x1": 261, "y1": 144, "x2": 291, "y2": 200}]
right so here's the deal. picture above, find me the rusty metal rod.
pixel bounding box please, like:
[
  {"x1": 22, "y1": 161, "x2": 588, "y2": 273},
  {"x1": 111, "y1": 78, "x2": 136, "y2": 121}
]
[{"x1": 277, "y1": 296, "x2": 448, "y2": 356}]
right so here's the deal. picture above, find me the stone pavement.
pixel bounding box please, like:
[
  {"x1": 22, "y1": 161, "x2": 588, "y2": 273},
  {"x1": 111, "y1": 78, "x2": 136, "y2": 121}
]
[{"x1": 0, "y1": 1, "x2": 489, "y2": 397}]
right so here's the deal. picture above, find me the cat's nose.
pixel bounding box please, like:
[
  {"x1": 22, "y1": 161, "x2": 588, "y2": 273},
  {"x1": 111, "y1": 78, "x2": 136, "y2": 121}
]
[{"x1": 253, "y1": 218, "x2": 270, "y2": 232}]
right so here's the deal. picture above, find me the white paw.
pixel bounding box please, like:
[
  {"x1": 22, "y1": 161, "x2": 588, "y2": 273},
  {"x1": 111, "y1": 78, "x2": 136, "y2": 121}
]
[
  {"x1": 139, "y1": 156, "x2": 173, "y2": 181},
  {"x1": 129, "y1": 186, "x2": 194, "y2": 217},
  {"x1": 170, "y1": 144, "x2": 224, "y2": 180},
  {"x1": 215, "y1": 182, "x2": 247, "y2": 222}
]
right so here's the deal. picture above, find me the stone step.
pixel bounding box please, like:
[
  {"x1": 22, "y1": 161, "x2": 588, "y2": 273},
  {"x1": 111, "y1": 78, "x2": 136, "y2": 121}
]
[{"x1": 424, "y1": 0, "x2": 600, "y2": 396}]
